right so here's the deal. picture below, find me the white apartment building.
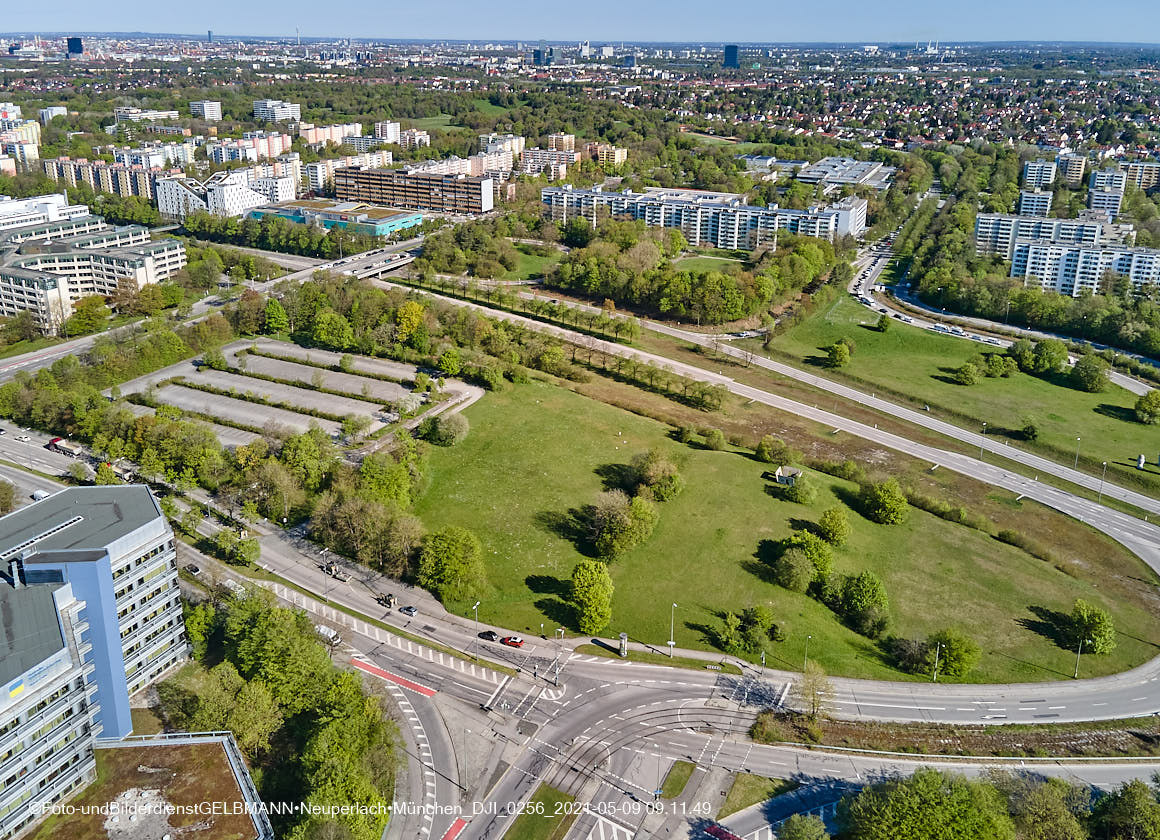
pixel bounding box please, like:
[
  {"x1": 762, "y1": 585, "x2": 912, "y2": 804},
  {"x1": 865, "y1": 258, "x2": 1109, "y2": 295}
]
[
  {"x1": 1088, "y1": 189, "x2": 1124, "y2": 220},
  {"x1": 1018, "y1": 189, "x2": 1053, "y2": 217},
  {"x1": 253, "y1": 176, "x2": 296, "y2": 204},
  {"x1": 522, "y1": 147, "x2": 580, "y2": 179},
  {"x1": 374, "y1": 121, "x2": 401, "y2": 143},
  {"x1": 302, "y1": 150, "x2": 393, "y2": 193},
  {"x1": 190, "y1": 100, "x2": 222, "y2": 121},
  {"x1": 252, "y1": 99, "x2": 301, "y2": 122},
  {"x1": 1055, "y1": 153, "x2": 1087, "y2": 186},
  {"x1": 479, "y1": 133, "x2": 526, "y2": 156},
  {"x1": 113, "y1": 107, "x2": 179, "y2": 123},
  {"x1": 1089, "y1": 169, "x2": 1127, "y2": 192},
  {"x1": 973, "y1": 212, "x2": 1134, "y2": 259},
  {"x1": 0, "y1": 103, "x2": 21, "y2": 120},
  {"x1": 398, "y1": 129, "x2": 430, "y2": 149},
  {"x1": 1011, "y1": 241, "x2": 1160, "y2": 297},
  {"x1": 113, "y1": 140, "x2": 197, "y2": 169},
  {"x1": 1022, "y1": 159, "x2": 1058, "y2": 190},
  {"x1": 156, "y1": 171, "x2": 271, "y2": 221},
  {"x1": 38, "y1": 106, "x2": 68, "y2": 125},
  {"x1": 542, "y1": 185, "x2": 868, "y2": 248},
  {"x1": 0, "y1": 194, "x2": 89, "y2": 232}
]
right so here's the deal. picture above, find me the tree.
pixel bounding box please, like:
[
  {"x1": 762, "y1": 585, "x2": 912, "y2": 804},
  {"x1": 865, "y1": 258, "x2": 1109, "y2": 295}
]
[
  {"x1": 783, "y1": 473, "x2": 817, "y2": 504},
  {"x1": 64, "y1": 295, "x2": 111, "y2": 336},
  {"x1": 1090, "y1": 780, "x2": 1160, "y2": 840},
  {"x1": 94, "y1": 463, "x2": 121, "y2": 485},
  {"x1": 630, "y1": 448, "x2": 684, "y2": 500},
  {"x1": 926, "y1": 628, "x2": 981, "y2": 679},
  {"x1": 562, "y1": 217, "x2": 595, "y2": 247},
  {"x1": 1021, "y1": 418, "x2": 1040, "y2": 441},
  {"x1": 417, "y1": 526, "x2": 486, "y2": 602},
  {"x1": 0, "y1": 480, "x2": 15, "y2": 514},
  {"x1": 859, "y1": 479, "x2": 909, "y2": 524},
  {"x1": 1136, "y1": 390, "x2": 1160, "y2": 425},
  {"x1": 1031, "y1": 339, "x2": 1068, "y2": 375},
  {"x1": 437, "y1": 348, "x2": 462, "y2": 377},
  {"x1": 840, "y1": 571, "x2": 890, "y2": 637},
  {"x1": 226, "y1": 679, "x2": 283, "y2": 755},
  {"x1": 183, "y1": 601, "x2": 217, "y2": 660},
  {"x1": 778, "y1": 814, "x2": 830, "y2": 840},
  {"x1": 1002, "y1": 777, "x2": 1088, "y2": 840},
  {"x1": 312, "y1": 309, "x2": 354, "y2": 349},
  {"x1": 827, "y1": 342, "x2": 851, "y2": 368},
  {"x1": 702, "y1": 428, "x2": 726, "y2": 450},
  {"x1": 592, "y1": 490, "x2": 658, "y2": 559},
  {"x1": 755, "y1": 434, "x2": 794, "y2": 465},
  {"x1": 263, "y1": 297, "x2": 289, "y2": 334},
  {"x1": 953, "y1": 362, "x2": 979, "y2": 385},
  {"x1": 840, "y1": 769, "x2": 1016, "y2": 840},
  {"x1": 876, "y1": 313, "x2": 891, "y2": 333},
  {"x1": 782, "y1": 531, "x2": 832, "y2": 581},
  {"x1": 570, "y1": 560, "x2": 614, "y2": 634},
  {"x1": 395, "y1": 300, "x2": 426, "y2": 343},
  {"x1": 1070, "y1": 354, "x2": 1109, "y2": 392},
  {"x1": 424, "y1": 412, "x2": 469, "y2": 446},
  {"x1": 817, "y1": 507, "x2": 851, "y2": 546},
  {"x1": 773, "y1": 547, "x2": 815, "y2": 593},
  {"x1": 795, "y1": 661, "x2": 833, "y2": 721},
  {"x1": 1070, "y1": 598, "x2": 1116, "y2": 654}
]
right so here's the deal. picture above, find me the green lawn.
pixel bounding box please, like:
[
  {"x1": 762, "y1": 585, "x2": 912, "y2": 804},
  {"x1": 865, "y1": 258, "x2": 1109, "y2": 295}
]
[
  {"x1": 505, "y1": 243, "x2": 562, "y2": 281},
  {"x1": 504, "y1": 784, "x2": 576, "y2": 840},
  {"x1": 414, "y1": 381, "x2": 1160, "y2": 683},
  {"x1": 0, "y1": 335, "x2": 61, "y2": 360},
  {"x1": 470, "y1": 98, "x2": 512, "y2": 117},
  {"x1": 764, "y1": 295, "x2": 1160, "y2": 491},
  {"x1": 407, "y1": 114, "x2": 456, "y2": 131},
  {"x1": 718, "y1": 774, "x2": 798, "y2": 820},
  {"x1": 660, "y1": 760, "x2": 697, "y2": 799},
  {"x1": 675, "y1": 255, "x2": 745, "y2": 273}
]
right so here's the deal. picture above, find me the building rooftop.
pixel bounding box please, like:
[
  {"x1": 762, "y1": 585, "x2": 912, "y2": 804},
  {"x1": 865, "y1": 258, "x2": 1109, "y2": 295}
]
[
  {"x1": 0, "y1": 580, "x2": 65, "y2": 686},
  {"x1": 0, "y1": 486, "x2": 163, "y2": 561},
  {"x1": 274, "y1": 198, "x2": 418, "y2": 221}
]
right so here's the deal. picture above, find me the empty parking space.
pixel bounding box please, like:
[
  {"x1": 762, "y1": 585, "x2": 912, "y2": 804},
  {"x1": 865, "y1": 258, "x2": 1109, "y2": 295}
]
[{"x1": 151, "y1": 385, "x2": 343, "y2": 436}]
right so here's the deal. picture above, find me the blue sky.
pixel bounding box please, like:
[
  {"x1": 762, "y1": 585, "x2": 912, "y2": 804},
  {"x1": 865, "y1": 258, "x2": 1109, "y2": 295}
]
[{"x1": 3, "y1": 0, "x2": 1159, "y2": 44}]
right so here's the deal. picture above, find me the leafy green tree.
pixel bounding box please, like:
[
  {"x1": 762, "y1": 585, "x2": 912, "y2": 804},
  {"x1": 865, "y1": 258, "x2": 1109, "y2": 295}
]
[
  {"x1": 562, "y1": 217, "x2": 595, "y2": 247},
  {"x1": 1070, "y1": 598, "x2": 1116, "y2": 654},
  {"x1": 839, "y1": 769, "x2": 1016, "y2": 840},
  {"x1": 570, "y1": 560, "x2": 614, "y2": 634},
  {"x1": 263, "y1": 297, "x2": 289, "y2": 334},
  {"x1": 64, "y1": 295, "x2": 111, "y2": 336},
  {"x1": 840, "y1": 571, "x2": 890, "y2": 637},
  {"x1": 630, "y1": 448, "x2": 684, "y2": 500},
  {"x1": 876, "y1": 313, "x2": 891, "y2": 333},
  {"x1": 817, "y1": 507, "x2": 851, "y2": 546},
  {"x1": 703, "y1": 428, "x2": 726, "y2": 450},
  {"x1": 796, "y1": 661, "x2": 833, "y2": 721},
  {"x1": 1005, "y1": 777, "x2": 1088, "y2": 840},
  {"x1": 783, "y1": 473, "x2": 817, "y2": 504},
  {"x1": 312, "y1": 309, "x2": 354, "y2": 349},
  {"x1": 827, "y1": 342, "x2": 851, "y2": 368},
  {"x1": 773, "y1": 547, "x2": 815, "y2": 593},
  {"x1": 226, "y1": 679, "x2": 283, "y2": 755},
  {"x1": 424, "y1": 412, "x2": 469, "y2": 446},
  {"x1": 1007, "y1": 338, "x2": 1035, "y2": 372},
  {"x1": 1089, "y1": 780, "x2": 1160, "y2": 840},
  {"x1": 1070, "y1": 354, "x2": 1109, "y2": 392},
  {"x1": 953, "y1": 362, "x2": 979, "y2": 385},
  {"x1": 926, "y1": 628, "x2": 981, "y2": 679},
  {"x1": 859, "y1": 479, "x2": 909, "y2": 524},
  {"x1": 782, "y1": 532, "x2": 832, "y2": 581},
  {"x1": 739, "y1": 605, "x2": 776, "y2": 653},
  {"x1": 1136, "y1": 389, "x2": 1160, "y2": 425},
  {"x1": 1032, "y1": 339, "x2": 1069, "y2": 375},
  {"x1": 755, "y1": 434, "x2": 794, "y2": 465},
  {"x1": 778, "y1": 814, "x2": 830, "y2": 840},
  {"x1": 395, "y1": 300, "x2": 426, "y2": 343},
  {"x1": 183, "y1": 601, "x2": 217, "y2": 661},
  {"x1": 437, "y1": 348, "x2": 462, "y2": 377},
  {"x1": 1021, "y1": 418, "x2": 1040, "y2": 441},
  {"x1": 94, "y1": 463, "x2": 121, "y2": 485},
  {"x1": 592, "y1": 490, "x2": 658, "y2": 559},
  {"x1": 417, "y1": 526, "x2": 486, "y2": 602}
]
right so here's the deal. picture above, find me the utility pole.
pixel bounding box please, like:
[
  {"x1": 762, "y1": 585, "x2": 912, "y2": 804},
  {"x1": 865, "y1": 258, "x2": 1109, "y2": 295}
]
[
  {"x1": 931, "y1": 642, "x2": 943, "y2": 682},
  {"x1": 668, "y1": 602, "x2": 677, "y2": 658},
  {"x1": 1074, "y1": 637, "x2": 1091, "y2": 679},
  {"x1": 803, "y1": 634, "x2": 812, "y2": 671}
]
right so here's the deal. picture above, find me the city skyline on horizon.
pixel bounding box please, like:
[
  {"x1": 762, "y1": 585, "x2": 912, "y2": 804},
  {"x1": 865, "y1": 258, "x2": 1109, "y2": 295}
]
[{"x1": 2, "y1": 0, "x2": 1159, "y2": 48}]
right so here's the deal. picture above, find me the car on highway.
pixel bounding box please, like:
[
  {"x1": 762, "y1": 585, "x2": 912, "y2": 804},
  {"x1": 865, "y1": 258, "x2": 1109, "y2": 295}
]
[
  {"x1": 479, "y1": 630, "x2": 501, "y2": 642},
  {"x1": 14, "y1": 435, "x2": 29, "y2": 442},
  {"x1": 501, "y1": 636, "x2": 525, "y2": 648},
  {"x1": 399, "y1": 605, "x2": 418, "y2": 617}
]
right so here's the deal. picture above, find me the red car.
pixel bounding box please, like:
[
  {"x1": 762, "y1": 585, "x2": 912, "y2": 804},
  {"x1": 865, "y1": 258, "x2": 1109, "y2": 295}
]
[
  {"x1": 704, "y1": 826, "x2": 743, "y2": 840},
  {"x1": 501, "y1": 636, "x2": 525, "y2": 648}
]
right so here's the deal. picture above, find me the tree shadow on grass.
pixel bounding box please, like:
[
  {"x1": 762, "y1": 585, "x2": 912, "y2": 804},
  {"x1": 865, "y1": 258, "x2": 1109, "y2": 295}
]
[
  {"x1": 741, "y1": 558, "x2": 780, "y2": 586},
  {"x1": 525, "y1": 574, "x2": 569, "y2": 597},
  {"x1": 1095, "y1": 404, "x2": 1140, "y2": 424},
  {"x1": 1016, "y1": 605, "x2": 1073, "y2": 651},
  {"x1": 532, "y1": 507, "x2": 598, "y2": 557},
  {"x1": 803, "y1": 354, "x2": 831, "y2": 369},
  {"x1": 533, "y1": 597, "x2": 576, "y2": 632},
  {"x1": 788, "y1": 517, "x2": 819, "y2": 536},
  {"x1": 594, "y1": 462, "x2": 636, "y2": 493}
]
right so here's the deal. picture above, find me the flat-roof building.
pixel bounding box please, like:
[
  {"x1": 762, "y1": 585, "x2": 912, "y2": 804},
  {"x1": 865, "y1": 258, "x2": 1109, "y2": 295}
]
[
  {"x1": 1022, "y1": 159, "x2": 1058, "y2": 190},
  {"x1": 1055, "y1": 153, "x2": 1087, "y2": 186},
  {"x1": 335, "y1": 167, "x2": 494, "y2": 214},
  {"x1": 1011, "y1": 241, "x2": 1160, "y2": 297},
  {"x1": 189, "y1": 100, "x2": 222, "y2": 122},
  {"x1": 249, "y1": 199, "x2": 423, "y2": 237},
  {"x1": 1018, "y1": 188, "x2": 1053, "y2": 217},
  {"x1": 252, "y1": 99, "x2": 301, "y2": 123},
  {"x1": 974, "y1": 211, "x2": 1135, "y2": 259}
]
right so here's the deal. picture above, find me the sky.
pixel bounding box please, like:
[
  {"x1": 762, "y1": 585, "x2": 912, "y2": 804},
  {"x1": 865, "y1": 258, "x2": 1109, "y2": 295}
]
[{"x1": 3, "y1": 0, "x2": 1160, "y2": 45}]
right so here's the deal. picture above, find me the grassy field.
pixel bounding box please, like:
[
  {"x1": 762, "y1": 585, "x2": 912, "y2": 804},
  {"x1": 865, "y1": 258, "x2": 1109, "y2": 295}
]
[
  {"x1": 407, "y1": 114, "x2": 456, "y2": 131},
  {"x1": 661, "y1": 761, "x2": 697, "y2": 799},
  {"x1": 505, "y1": 243, "x2": 563, "y2": 280},
  {"x1": 718, "y1": 774, "x2": 798, "y2": 820},
  {"x1": 414, "y1": 381, "x2": 1160, "y2": 683},
  {"x1": 470, "y1": 98, "x2": 513, "y2": 117},
  {"x1": 504, "y1": 784, "x2": 577, "y2": 840},
  {"x1": 764, "y1": 295, "x2": 1160, "y2": 490},
  {"x1": 674, "y1": 255, "x2": 745, "y2": 273}
]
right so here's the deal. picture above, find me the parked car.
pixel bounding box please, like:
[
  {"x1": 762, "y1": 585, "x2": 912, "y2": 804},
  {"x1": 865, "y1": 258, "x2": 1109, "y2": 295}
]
[
  {"x1": 501, "y1": 636, "x2": 525, "y2": 648},
  {"x1": 30, "y1": 490, "x2": 51, "y2": 501},
  {"x1": 315, "y1": 625, "x2": 342, "y2": 646},
  {"x1": 704, "y1": 826, "x2": 743, "y2": 840},
  {"x1": 184, "y1": 564, "x2": 201, "y2": 576},
  {"x1": 399, "y1": 605, "x2": 418, "y2": 617},
  {"x1": 0, "y1": 428, "x2": 6, "y2": 435},
  {"x1": 15, "y1": 435, "x2": 30, "y2": 442},
  {"x1": 479, "y1": 630, "x2": 500, "y2": 642}
]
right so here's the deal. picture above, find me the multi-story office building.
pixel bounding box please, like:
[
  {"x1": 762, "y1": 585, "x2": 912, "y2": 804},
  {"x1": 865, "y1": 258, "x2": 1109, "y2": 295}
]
[
  {"x1": 1022, "y1": 159, "x2": 1058, "y2": 190},
  {"x1": 1124, "y1": 161, "x2": 1160, "y2": 191},
  {"x1": 1089, "y1": 169, "x2": 1127, "y2": 192},
  {"x1": 398, "y1": 129, "x2": 430, "y2": 150},
  {"x1": 723, "y1": 44, "x2": 740, "y2": 68},
  {"x1": 112, "y1": 107, "x2": 179, "y2": 123},
  {"x1": 1010, "y1": 241, "x2": 1160, "y2": 297},
  {"x1": 0, "y1": 486, "x2": 189, "y2": 838},
  {"x1": 546, "y1": 133, "x2": 575, "y2": 152},
  {"x1": 42, "y1": 157, "x2": 175, "y2": 200},
  {"x1": 189, "y1": 100, "x2": 222, "y2": 122},
  {"x1": 335, "y1": 167, "x2": 494, "y2": 214},
  {"x1": 1088, "y1": 189, "x2": 1124, "y2": 220},
  {"x1": 541, "y1": 185, "x2": 867, "y2": 247},
  {"x1": 479, "y1": 133, "x2": 525, "y2": 157},
  {"x1": 301, "y1": 151, "x2": 392, "y2": 193},
  {"x1": 373, "y1": 121, "x2": 401, "y2": 143},
  {"x1": 156, "y1": 171, "x2": 275, "y2": 221},
  {"x1": 1018, "y1": 189, "x2": 1053, "y2": 217},
  {"x1": 0, "y1": 208, "x2": 186, "y2": 333},
  {"x1": 0, "y1": 193, "x2": 88, "y2": 233},
  {"x1": 1055, "y1": 153, "x2": 1087, "y2": 186},
  {"x1": 252, "y1": 99, "x2": 301, "y2": 122},
  {"x1": 38, "y1": 106, "x2": 67, "y2": 125},
  {"x1": 973, "y1": 211, "x2": 1134, "y2": 259}
]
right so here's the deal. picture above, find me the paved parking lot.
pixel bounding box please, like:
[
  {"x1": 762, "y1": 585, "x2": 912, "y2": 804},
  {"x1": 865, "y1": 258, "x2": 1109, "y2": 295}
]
[
  {"x1": 182, "y1": 368, "x2": 386, "y2": 418},
  {"x1": 230, "y1": 352, "x2": 410, "y2": 403},
  {"x1": 124, "y1": 401, "x2": 261, "y2": 448},
  {"x1": 152, "y1": 385, "x2": 343, "y2": 437}
]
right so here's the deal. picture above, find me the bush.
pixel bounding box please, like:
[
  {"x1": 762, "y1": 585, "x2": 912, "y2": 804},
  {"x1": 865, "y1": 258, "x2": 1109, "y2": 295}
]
[
  {"x1": 839, "y1": 571, "x2": 890, "y2": 637},
  {"x1": 859, "y1": 479, "x2": 909, "y2": 525},
  {"x1": 783, "y1": 531, "x2": 833, "y2": 581},
  {"x1": 773, "y1": 547, "x2": 815, "y2": 593},
  {"x1": 417, "y1": 526, "x2": 486, "y2": 602},
  {"x1": 782, "y1": 473, "x2": 817, "y2": 504},
  {"x1": 1070, "y1": 598, "x2": 1116, "y2": 654},
  {"x1": 926, "y1": 628, "x2": 981, "y2": 679},
  {"x1": 817, "y1": 507, "x2": 851, "y2": 546},
  {"x1": 1070, "y1": 354, "x2": 1109, "y2": 392},
  {"x1": 953, "y1": 362, "x2": 979, "y2": 386},
  {"x1": 755, "y1": 434, "x2": 794, "y2": 465},
  {"x1": 1020, "y1": 419, "x2": 1040, "y2": 441},
  {"x1": 630, "y1": 448, "x2": 684, "y2": 501},
  {"x1": 884, "y1": 636, "x2": 931, "y2": 674},
  {"x1": 422, "y1": 412, "x2": 470, "y2": 446},
  {"x1": 702, "y1": 428, "x2": 727, "y2": 450},
  {"x1": 827, "y1": 342, "x2": 851, "y2": 368},
  {"x1": 1136, "y1": 390, "x2": 1160, "y2": 425},
  {"x1": 677, "y1": 424, "x2": 698, "y2": 444},
  {"x1": 995, "y1": 529, "x2": 1056, "y2": 563}
]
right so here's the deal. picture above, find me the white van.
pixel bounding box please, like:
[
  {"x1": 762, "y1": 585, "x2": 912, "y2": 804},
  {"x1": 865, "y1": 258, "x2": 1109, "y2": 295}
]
[
  {"x1": 30, "y1": 490, "x2": 51, "y2": 501},
  {"x1": 314, "y1": 625, "x2": 342, "y2": 647}
]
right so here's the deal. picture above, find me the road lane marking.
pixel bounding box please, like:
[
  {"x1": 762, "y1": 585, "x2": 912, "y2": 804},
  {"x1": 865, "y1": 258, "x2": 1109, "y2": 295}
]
[{"x1": 351, "y1": 658, "x2": 437, "y2": 696}]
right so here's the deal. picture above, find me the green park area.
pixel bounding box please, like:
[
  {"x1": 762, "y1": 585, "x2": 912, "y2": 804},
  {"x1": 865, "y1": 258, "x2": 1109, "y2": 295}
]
[
  {"x1": 506, "y1": 242, "x2": 563, "y2": 281},
  {"x1": 764, "y1": 296, "x2": 1160, "y2": 489},
  {"x1": 407, "y1": 114, "x2": 456, "y2": 131},
  {"x1": 414, "y1": 380, "x2": 1160, "y2": 684},
  {"x1": 673, "y1": 255, "x2": 746, "y2": 273}
]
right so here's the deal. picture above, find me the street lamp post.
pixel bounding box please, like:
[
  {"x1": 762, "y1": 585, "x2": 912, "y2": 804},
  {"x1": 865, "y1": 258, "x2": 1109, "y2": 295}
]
[
  {"x1": 979, "y1": 422, "x2": 987, "y2": 459},
  {"x1": 1098, "y1": 461, "x2": 1108, "y2": 504},
  {"x1": 1074, "y1": 437, "x2": 1082, "y2": 470},
  {"x1": 1074, "y1": 637, "x2": 1092, "y2": 679},
  {"x1": 760, "y1": 650, "x2": 766, "y2": 677},
  {"x1": 668, "y1": 602, "x2": 677, "y2": 658},
  {"x1": 803, "y1": 635, "x2": 812, "y2": 671},
  {"x1": 472, "y1": 601, "x2": 480, "y2": 630},
  {"x1": 932, "y1": 642, "x2": 944, "y2": 682}
]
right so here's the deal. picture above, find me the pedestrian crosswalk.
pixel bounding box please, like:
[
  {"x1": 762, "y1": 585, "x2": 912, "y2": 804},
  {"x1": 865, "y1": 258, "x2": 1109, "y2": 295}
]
[{"x1": 584, "y1": 814, "x2": 635, "y2": 840}]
